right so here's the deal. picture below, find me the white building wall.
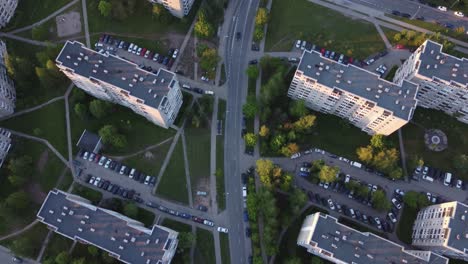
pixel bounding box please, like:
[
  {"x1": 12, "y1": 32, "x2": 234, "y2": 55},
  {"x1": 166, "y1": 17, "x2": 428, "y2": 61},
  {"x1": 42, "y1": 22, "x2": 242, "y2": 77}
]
[
  {"x1": 149, "y1": 0, "x2": 194, "y2": 18},
  {"x1": 0, "y1": 40, "x2": 15, "y2": 118},
  {"x1": 0, "y1": 0, "x2": 17, "y2": 28},
  {"x1": 0, "y1": 127, "x2": 11, "y2": 168}
]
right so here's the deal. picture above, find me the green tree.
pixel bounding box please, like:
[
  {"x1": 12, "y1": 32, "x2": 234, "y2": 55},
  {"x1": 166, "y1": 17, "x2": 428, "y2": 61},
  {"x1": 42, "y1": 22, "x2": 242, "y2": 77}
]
[
  {"x1": 389, "y1": 167, "x2": 403, "y2": 180},
  {"x1": 246, "y1": 65, "x2": 259, "y2": 79},
  {"x1": 454, "y1": 154, "x2": 468, "y2": 173},
  {"x1": 253, "y1": 25, "x2": 264, "y2": 42},
  {"x1": 89, "y1": 100, "x2": 112, "y2": 119},
  {"x1": 285, "y1": 257, "x2": 302, "y2": 264},
  {"x1": 194, "y1": 10, "x2": 215, "y2": 38},
  {"x1": 123, "y1": 203, "x2": 138, "y2": 218},
  {"x1": 280, "y1": 143, "x2": 299, "y2": 157},
  {"x1": 55, "y1": 251, "x2": 70, "y2": 264},
  {"x1": 259, "y1": 125, "x2": 269, "y2": 137},
  {"x1": 356, "y1": 145, "x2": 373, "y2": 164},
  {"x1": 289, "y1": 188, "x2": 307, "y2": 215},
  {"x1": 319, "y1": 165, "x2": 339, "y2": 183},
  {"x1": 293, "y1": 114, "x2": 316, "y2": 131},
  {"x1": 242, "y1": 96, "x2": 258, "y2": 119},
  {"x1": 356, "y1": 185, "x2": 369, "y2": 198},
  {"x1": 71, "y1": 258, "x2": 86, "y2": 264},
  {"x1": 370, "y1": 134, "x2": 385, "y2": 149},
  {"x1": 246, "y1": 191, "x2": 257, "y2": 221},
  {"x1": 255, "y1": 8, "x2": 269, "y2": 26},
  {"x1": 7, "y1": 155, "x2": 33, "y2": 176},
  {"x1": 178, "y1": 232, "x2": 195, "y2": 249},
  {"x1": 280, "y1": 173, "x2": 293, "y2": 191},
  {"x1": 98, "y1": 1, "x2": 112, "y2": 17},
  {"x1": 256, "y1": 159, "x2": 274, "y2": 187},
  {"x1": 403, "y1": 191, "x2": 419, "y2": 208},
  {"x1": 112, "y1": 134, "x2": 128, "y2": 149},
  {"x1": 244, "y1": 133, "x2": 257, "y2": 148},
  {"x1": 199, "y1": 48, "x2": 220, "y2": 72},
  {"x1": 99, "y1": 125, "x2": 118, "y2": 144},
  {"x1": 152, "y1": 3, "x2": 173, "y2": 23},
  {"x1": 74, "y1": 103, "x2": 88, "y2": 119},
  {"x1": 87, "y1": 245, "x2": 99, "y2": 257},
  {"x1": 312, "y1": 159, "x2": 325, "y2": 172},
  {"x1": 371, "y1": 190, "x2": 391, "y2": 211},
  {"x1": 5, "y1": 191, "x2": 30, "y2": 210},
  {"x1": 270, "y1": 134, "x2": 285, "y2": 152},
  {"x1": 289, "y1": 100, "x2": 307, "y2": 118},
  {"x1": 31, "y1": 25, "x2": 48, "y2": 41}
]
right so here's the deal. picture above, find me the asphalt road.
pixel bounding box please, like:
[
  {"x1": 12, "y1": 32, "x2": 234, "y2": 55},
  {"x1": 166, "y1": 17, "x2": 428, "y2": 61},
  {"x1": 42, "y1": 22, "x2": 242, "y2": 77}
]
[
  {"x1": 0, "y1": 246, "x2": 37, "y2": 264},
  {"x1": 223, "y1": 0, "x2": 259, "y2": 262},
  {"x1": 347, "y1": 0, "x2": 468, "y2": 28}
]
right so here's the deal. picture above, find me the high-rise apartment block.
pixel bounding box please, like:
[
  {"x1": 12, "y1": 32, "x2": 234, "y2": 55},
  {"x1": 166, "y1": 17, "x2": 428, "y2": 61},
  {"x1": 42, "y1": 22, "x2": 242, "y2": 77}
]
[
  {"x1": 288, "y1": 50, "x2": 419, "y2": 136},
  {"x1": 412, "y1": 201, "x2": 468, "y2": 261},
  {"x1": 149, "y1": 0, "x2": 195, "y2": 18},
  {"x1": 56, "y1": 41, "x2": 182, "y2": 129},
  {"x1": 394, "y1": 40, "x2": 468, "y2": 123},
  {"x1": 37, "y1": 189, "x2": 179, "y2": 264},
  {"x1": 0, "y1": 127, "x2": 11, "y2": 168},
  {"x1": 297, "y1": 212, "x2": 449, "y2": 264},
  {"x1": 0, "y1": 40, "x2": 16, "y2": 118},
  {"x1": 0, "y1": 0, "x2": 17, "y2": 28}
]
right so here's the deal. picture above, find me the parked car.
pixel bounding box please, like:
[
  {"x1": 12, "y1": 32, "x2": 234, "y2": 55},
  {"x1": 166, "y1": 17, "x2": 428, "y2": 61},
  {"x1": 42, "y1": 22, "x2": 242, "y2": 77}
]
[
  {"x1": 172, "y1": 49, "x2": 179, "y2": 59},
  {"x1": 374, "y1": 217, "x2": 382, "y2": 229},
  {"x1": 203, "y1": 220, "x2": 214, "y2": 227},
  {"x1": 327, "y1": 199, "x2": 335, "y2": 210},
  {"x1": 437, "y1": 6, "x2": 447, "y2": 11},
  {"x1": 217, "y1": 227, "x2": 228, "y2": 233},
  {"x1": 198, "y1": 205, "x2": 208, "y2": 212},
  {"x1": 422, "y1": 174, "x2": 434, "y2": 182},
  {"x1": 290, "y1": 152, "x2": 301, "y2": 159},
  {"x1": 295, "y1": 40, "x2": 302, "y2": 49},
  {"x1": 392, "y1": 198, "x2": 402, "y2": 209},
  {"x1": 387, "y1": 212, "x2": 397, "y2": 223},
  {"x1": 456, "y1": 179, "x2": 463, "y2": 189},
  {"x1": 454, "y1": 11, "x2": 464, "y2": 17}
]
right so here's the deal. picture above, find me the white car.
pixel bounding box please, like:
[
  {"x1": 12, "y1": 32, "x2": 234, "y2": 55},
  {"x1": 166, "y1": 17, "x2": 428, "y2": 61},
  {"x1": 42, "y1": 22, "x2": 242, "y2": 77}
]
[
  {"x1": 456, "y1": 179, "x2": 463, "y2": 189},
  {"x1": 82, "y1": 151, "x2": 89, "y2": 160},
  {"x1": 414, "y1": 166, "x2": 422, "y2": 174},
  {"x1": 372, "y1": 185, "x2": 378, "y2": 192},
  {"x1": 201, "y1": 76, "x2": 209, "y2": 82},
  {"x1": 119, "y1": 165, "x2": 127, "y2": 175},
  {"x1": 153, "y1": 53, "x2": 159, "y2": 61},
  {"x1": 344, "y1": 174, "x2": 351, "y2": 183},
  {"x1": 217, "y1": 227, "x2": 228, "y2": 233},
  {"x1": 93, "y1": 177, "x2": 101, "y2": 186},
  {"x1": 203, "y1": 220, "x2": 214, "y2": 227},
  {"x1": 422, "y1": 166, "x2": 429, "y2": 175},
  {"x1": 338, "y1": 157, "x2": 350, "y2": 163},
  {"x1": 290, "y1": 152, "x2": 301, "y2": 159},
  {"x1": 172, "y1": 49, "x2": 179, "y2": 59},
  {"x1": 438, "y1": 6, "x2": 447, "y2": 11},
  {"x1": 392, "y1": 198, "x2": 402, "y2": 209},
  {"x1": 98, "y1": 156, "x2": 107, "y2": 166},
  {"x1": 323, "y1": 182, "x2": 329, "y2": 189},
  {"x1": 314, "y1": 148, "x2": 325, "y2": 154},
  {"x1": 374, "y1": 217, "x2": 382, "y2": 229},
  {"x1": 204, "y1": 90, "x2": 214, "y2": 95},
  {"x1": 295, "y1": 40, "x2": 302, "y2": 49},
  {"x1": 454, "y1": 11, "x2": 464, "y2": 17},
  {"x1": 395, "y1": 189, "x2": 405, "y2": 197},
  {"x1": 388, "y1": 212, "x2": 397, "y2": 223},
  {"x1": 104, "y1": 159, "x2": 112, "y2": 169},
  {"x1": 129, "y1": 168, "x2": 136, "y2": 179},
  {"x1": 366, "y1": 58, "x2": 375, "y2": 65},
  {"x1": 304, "y1": 149, "x2": 313, "y2": 155},
  {"x1": 300, "y1": 167, "x2": 311, "y2": 173},
  {"x1": 327, "y1": 198, "x2": 335, "y2": 210}
]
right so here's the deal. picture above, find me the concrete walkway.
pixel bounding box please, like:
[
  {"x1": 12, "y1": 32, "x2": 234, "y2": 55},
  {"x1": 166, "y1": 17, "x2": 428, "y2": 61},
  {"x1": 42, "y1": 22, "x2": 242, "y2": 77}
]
[
  {"x1": 181, "y1": 133, "x2": 194, "y2": 208},
  {"x1": 81, "y1": 0, "x2": 91, "y2": 48},
  {"x1": 64, "y1": 84, "x2": 76, "y2": 179},
  {"x1": 398, "y1": 129, "x2": 409, "y2": 180},
  {"x1": 108, "y1": 137, "x2": 174, "y2": 161},
  {"x1": 8, "y1": 0, "x2": 80, "y2": 34},
  {"x1": 0, "y1": 96, "x2": 64, "y2": 122},
  {"x1": 374, "y1": 23, "x2": 392, "y2": 49},
  {"x1": 36, "y1": 231, "x2": 53, "y2": 262},
  {"x1": 0, "y1": 220, "x2": 39, "y2": 241},
  {"x1": 0, "y1": 33, "x2": 54, "y2": 47},
  {"x1": 171, "y1": 13, "x2": 197, "y2": 72}
]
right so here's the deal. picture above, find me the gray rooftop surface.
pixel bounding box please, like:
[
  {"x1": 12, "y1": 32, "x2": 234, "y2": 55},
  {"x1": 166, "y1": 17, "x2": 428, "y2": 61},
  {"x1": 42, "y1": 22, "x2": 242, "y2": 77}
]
[
  {"x1": 308, "y1": 213, "x2": 448, "y2": 264},
  {"x1": 298, "y1": 50, "x2": 418, "y2": 120},
  {"x1": 447, "y1": 202, "x2": 468, "y2": 253},
  {"x1": 37, "y1": 190, "x2": 176, "y2": 264},
  {"x1": 76, "y1": 129, "x2": 102, "y2": 153},
  {"x1": 56, "y1": 41, "x2": 177, "y2": 109},
  {"x1": 417, "y1": 40, "x2": 468, "y2": 86}
]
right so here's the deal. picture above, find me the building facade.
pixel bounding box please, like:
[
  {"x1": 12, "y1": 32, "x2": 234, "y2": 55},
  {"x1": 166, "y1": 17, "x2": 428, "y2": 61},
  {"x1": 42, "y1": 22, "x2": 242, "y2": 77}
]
[
  {"x1": 0, "y1": 0, "x2": 17, "y2": 28},
  {"x1": 0, "y1": 40, "x2": 15, "y2": 118},
  {"x1": 288, "y1": 50, "x2": 419, "y2": 136},
  {"x1": 0, "y1": 127, "x2": 11, "y2": 168},
  {"x1": 56, "y1": 41, "x2": 182, "y2": 129},
  {"x1": 298, "y1": 212, "x2": 449, "y2": 264},
  {"x1": 412, "y1": 201, "x2": 468, "y2": 261},
  {"x1": 37, "y1": 189, "x2": 179, "y2": 264},
  {"x1": 393, "y1": 40, "x2": 468, "y2": 123},
  {"x1": 149, "y1": 0, "x2": 195, "y2": 18}
]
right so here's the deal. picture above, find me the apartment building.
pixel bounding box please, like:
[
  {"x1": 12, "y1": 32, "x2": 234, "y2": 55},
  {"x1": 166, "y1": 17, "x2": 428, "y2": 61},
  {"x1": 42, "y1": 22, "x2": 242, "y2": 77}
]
[
  {"x1": 37, "y1": 189, "x2": 179, "y2": 264},
  {"x1": 0, "y1": 40, "x2": 15, "y2": 118},
  {"x1": 412, "y1": 201, "x2": 468, "y2": 261},
  {"x1": 149, "y1": 0, "x2": 195, "y2": 18},
  {"x1": 288, "y1": 50, "x2": 419, "y2": 136},
  {"x1": 0, "y1": 0, "x2": 17, "y2": 28},
  {"x1": 56, "y1": 41, "x2": 182, "y2": 129},
  {"x1": 0, "y1": 127, "x2": 11, "y2": 168},
  {"x1": 393, "y1": 40, "x2": 468, "y2": 123},
  {"x1": 297, "y1": 212, "x2": 449, "y2": 264}
]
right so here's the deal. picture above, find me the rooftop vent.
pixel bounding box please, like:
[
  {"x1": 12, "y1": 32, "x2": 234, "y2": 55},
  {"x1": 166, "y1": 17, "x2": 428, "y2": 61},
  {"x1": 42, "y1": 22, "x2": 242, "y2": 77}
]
[
  {"x1": 111, "y1": 237, "x2": 116, "y2": 241},
  {"x1": 452, "y1": 74, "x2": 457, "y2": 77},
  {"x1": 377, "y1": 89, "x2": 382, "y2": 94},
  {"x1": 358, "y1": 241, "x2": 364, "y2": 245},
  {"x1": 73, "y1": 62, "x2": 78, "y2": 66},
  {"x1": 347, "y1": 80, "x2": 352, "y2": 84},
  {"x1": 436, "y1": 55, "x2": 440, "y2": 60},
  {"x1": 401, "y1": 106, "x2": 406, "y2": 110},
  {"x1": 155, "y1": 239, "x2": 160, "y2": 244},
  {"x1": 402, "y1": 259, "x2": 408, "y2": 263},
  {"x1": 331, "y1": 244, "x2": 337, "y2": 249},
  {"x1": 366, "y1": 88, "x2": 371, "y2": 91},
  {"x1": 66, "y1": 55, "x2": 71, "y2": 59},
  {"x1": 335, "y1": 231, "x2": 341, "y2": 235},
  {"x1": 131, "y1": 237, "x2": 136, "y2": 242},
  {"x1": 103, "y1": 69, "x2": 108, "y2": 74},
  {"x1": 146, "y1": 239, "x2": 150, "y2": 244},
  {"x1": 134, "y1": 74, "x2": 139, "y2": 78},
  {"x1": 79, "y1": 52, "x2": 84, "y2": 57},
  {"x1": 307, "y1": 65, "x2": 312, "y2": 69},
  {"x1": 319, "y1": 67, "x2": 323, "y2": 71},
  {"x1": 90, "y1": 228, "x2": 95, "y2": 232},
  {"x1": 78, "y1": 228, "x2": 83, "y2": 232},
  {"x1": 57, "y1": 218, "x2": 62, "y2": 223},
  {"x1": 337, "y1": 74, "x2": 341, "y2": 78},
  {"x1": 325, "y1": 66, "x2": 330, "y2": 70},
  {"x1": 375, "y1": 95, "x2": 380, "y2": 99},
  {"x1": 316, "y1": 72, "x2": 320, "y2": 76},
  {"x1": 354, "y1": 254, "x2": 360, "y2": 258},
  {"x1": 342, "y1": 236, "x2": 347, "y2": 241},
  {"x1": 77, "y1": 57, "x2": 82, "y2": 61},
  {"x1": 84, "y1": 215, "x2": 89, "y2": 219},
  {"x1": 440, "y1": 60, "x2": 445, "y2": 64},
  {"x1": 434, "y1": 64, "x2": 438, "y2": 69},
  {"x1": 336, "y1": 80, "x2": 340, "y2": 84},
  {"x1": 132, "y1": 78, "x2": 137, "y2": 83},
  {"x1": 92, "y1": 69, "x2": 97, "y2": 73},
  {"x1": 61, "y1": 212, "x2": 66, "y2": 216},
  {"x1": 334, "y1": 237, "x2": 340, "y2": 241},
  {"x1": 98, "y1": 60, "x2": 103, "y2": 63},
  {"x1": 378, "y1": 84, "x2": 383, "y2": 88},
  {"x1": 84, "y1": 56, "x2": 88, "y2": 60},
  {"x1": 430, "y1": 50, "x2": 434, "y2": 54},
  {"x1": 395, "y1": 100, "x2": 399, "y2": 105},
  {"x1": 141, "y1": 252, "x2": 145, "y2": 257},
  {"x1": 148, "y1": 89, "x2": 152, "y2": 93},
  {"x1": 319, "y1": 62, "x2": 324, "y2": 66},
  {"x1": 122, "y1": 77, "x2": 126, "y2": 81},
  {"x1": 161, "y1": 78, "x2": 165, "y2": 83},
  {"x1": 339, "y1": 70, "x2": 344, "y2": 74},
  {"x1": 119, "y1": 246, "x2": 124, "y2": 250},
  {"x1": 398, "y1": 90, "x2": 402, "y2": 95},
  {"x1": 367, "y1": 254, "x2": 374, "y2": 259},
  {"x1": 153, "y1": 94, "x2": 157, "y2": 99},
  {"x1": 94, "y1": 64, "x2": 99, "y2": 68},
  {"x1": 49, "y1": 210, "x2": 54, "y2": 214},
  {"x1": 426, "y1": 65, "x2": 430, "y2": 69},
  {"x1": 129, "y1": 83, "x2": 134, "y2": 87},
  {"x1": 406, "y1": 90, "x2": 410, "y2": 94},
  {"x1": 464, "y1": 74, "x2": 467, "y2": 78},
  {"x1": 139, "y1": 77, "x2": 144, "y2": 82},
  {"x1": 123, "y1": 239, "x2": 128, "y2": 243},
  {"x1": 384, "y1": 88, "x2": 390, "y2": 92},
  {"x1": 452, "y1": 68, "x2": 458, "y2": 72}
]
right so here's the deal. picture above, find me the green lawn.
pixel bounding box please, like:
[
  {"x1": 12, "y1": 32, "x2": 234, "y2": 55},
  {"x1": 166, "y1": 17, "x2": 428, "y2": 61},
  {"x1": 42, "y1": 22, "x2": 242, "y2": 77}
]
[
  {"x1": 195, "y1": 228, "x2": 216, "y2": 264},
  {"x1": 384, "y1": 65, "x2": 399, "y2": 81},
  {"x1": 396, "y1": 205, "x2": 418, "y2": 244},
  {"x1": 71, "y1": 183, "x2": 103, "y2": 205},
  {"x1": 123, "y1": 139, "x2": 172, "y2": 177},
  {"x1": 185, "y1": 125, "x2": 211, "y2": 195},
  {"x1": 0, "y1": 223, "x2": 49, "y2": 259},
  {"x1": 135, "y1": 206, "x2": 156, "y2": 227},
  {"x1": 220, "y1": 233, "x2": 230, "y2": 264},
  {"x1": 42, "y1": 233, "x2": 74, "y2": 261},
  {"x1": 57, "y1": 169, "x2": 73, "y2": 191},
  {"x1": 160, "y1": 219, "x2": 192, "y2": 264},
  {"x1": 274, "y1": 206, "x2": 328, "y2": 264},
  {"x1": 216, "y1": 100, "x2": 226, "y2": 211},
  {"x1": 36, "y1": 149, "x2": 67, "y2": 192},
  {"x1": 71, "y1": 243, "x2": 119, "y2": 264},
  {"x1": 3, "y1": 0, "x2": 70, "y2": 30},
  {"x1": 70, "y1": 90, "x2": 176, "y2": 155},
  {"x1": 0, "y1": 100, "x2": 68, "y2": 157},
  {"x1": 156, "y1": 139, "x2": 189, "y2": 204},
  {"x1": 402, "y1": 108, "x2": 468, "y2": 179},
  {"x1": 175, "y1": 91, "x2": 194, "y2": 127},
  {"x1": 382, "y1": 27, "x2": 400, "y2": 46},
  {"x1": 266, "y1": 0, "x2": 386, "y2": 59},
  {"x1": 86, "y1": 0, "x2": 190, "y2": 35}
]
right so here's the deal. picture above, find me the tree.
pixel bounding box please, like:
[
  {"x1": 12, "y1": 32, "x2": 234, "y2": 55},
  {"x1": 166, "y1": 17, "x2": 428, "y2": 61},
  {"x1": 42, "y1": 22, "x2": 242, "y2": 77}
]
[
  {"x1": 55, "y1": 251, "x2": 70, "y2": 264},
  {"x1": 259, "y1": 125, "x2": 269, "y2": 137},
  {"x1": 454, "y1": 154, "x2": 468, "y2": 173},
  {"x1": 98, "y1": 1, "x2": 112, "y2": 17},
  {"x1": 403, "y1": 191, "x2": 419, "y2": 208},
  {"x1": 312, "y1": 159, "x2": 325, "y2": 172},
  {"x1": 280, "y1": 173, "x2": 293, "y2": 191},
  {"x1": 289, "y1": 100, "x2": 307, "y2": 118},
  {"x1": 244, "y1": 133, "x2": 257, "y2": 148},
  {"x1": 88, "y1": 245, "x2": 99, "y2": 257},
  {"x1": 256, "y1": 159, "x2": 274, "y2": 187},
  {"x1": 199, "y1": 48, "x2": 220, "y2": 72},
  {"x1": 7, "y1": 155, "x2": 33, "y2": 185},
  {"x1": 389, "y1": 167, "x2": 403, "y2": 180},
  {"x1": 371, "y1": 190, "x2": 391, "y2": 211},
  {"x1": 246, "y1": 65, "x2": 259, "y2": 79},
  {"x1": 89, "y1": 100, "x2": 112, "y2": 119},
  {"x1": 123, "y1": 203, "x2": 138, "y2": 218},
  {"x1": 356, "y1": 145, "x2": 373, "y2": 164},
  {"x1": 356, "y1": 185, "x2": 369, "y2": 199},
  {"x1": 71, "y1": 258, "x2": 86, "y2": 264},
  {"x1": 311, "y1": 256, "x2": 324, "y2": 264},
  {"x1": 270, "y1": 134, "x2": 285, "y2": 152},
  {"x1": 112, "y1": 134, "x2": 128, "y2": 149},
  {"x1": 285, "y1": 258, "x2": 302, "y2": 264},
  {"x1": 370, "y1": 134, "x2": 385, "y2": 149},
  {"x1": 253, "y1": 25, "x2": 264, "y2": 42},
  {"x1": 255, "y1": 8, "x2": 269, "y2": 26},
  {"x1": 8, "y1": 175, "x2": 27, "y2": 187},
  {"x1": 31, "y1": 25, "x2": 48, "y2": 41},
  {"x1": 5, "y1": 191, "x2": 30, "y2": 210},
  {"x1": 99, "y1": 125, "x2": 118, "y2": 144},
  {"x1": 242, "y1": 97, "x2": 258, "y2": 119},
  {"x1": 293, "y1": 114, "x2": 316, "y2": 131},
  {"x1": 152, "y1": 3, "x2": 173, "y2": 23},
  {"x1": 319, "y1": 165, "x2": 339, "y2": 183},
  {"x1": 289, "y1": 188, "x2": 307, "y2": 215},
  {"x1": 194, "y1": 10, "x2": 214, "y2": 38},
  {"x1": 178, "y1": 232, "x2": 195, "y2": 249},
  {"x1": 455, "y1": 26, "x2": 465, "y2": 34},
  {"x1": 280, "y1": 143, "x2": 299, "y2": 157},
  {"x1": 74, "y1": 103, "x2": 88, "y2": 119}
]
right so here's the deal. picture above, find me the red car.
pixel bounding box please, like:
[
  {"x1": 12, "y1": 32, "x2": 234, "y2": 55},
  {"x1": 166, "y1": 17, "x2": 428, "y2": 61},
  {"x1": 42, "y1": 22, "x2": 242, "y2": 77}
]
[
  {"x1": 140, "y1": 48, "x2": 147, "y2": 56},
  {"x1": 192, "y1": 217, "x2": 204, "y2": 223},
  {"x1": 395, "y1": 44, "x2": 405, "y2": 49},
  {"x1": 320, "y1": 48, "x2": 325, "y2": 55},
  {"x1": 94, "y1": 154, "x2": 101, "y2": 163}
]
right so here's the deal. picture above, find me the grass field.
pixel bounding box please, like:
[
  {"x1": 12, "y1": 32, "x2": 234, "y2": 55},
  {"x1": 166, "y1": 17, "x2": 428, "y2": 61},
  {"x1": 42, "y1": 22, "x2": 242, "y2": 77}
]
[
  {"x1": 123, "y1": 139, "x2": 172, "y2": 177},
  {"x1": 220, "y1": 233, "x2": 230, "y2": 264},
  {"x1": 402, "y1": 108, "x2": 468, "y2": 179},
  {"x1": 175, "y1": 92, "x2": 194, "y2": 127},
  {"x1": 42, "y1": 233, "x2": 74, "y2": 261},
  {"x1": 3, "y1": 0, "x2": 70, "y2": 30},
  {"x1": 185, "y1": 125, "x2": 211, "y2": 195},
  {"x1": 216, "y1": 100, "x2": 226, "y2": 211},
  {"x1": 382, "y1": 27, "x2": 400, "y2": 46},
  {"x1": 265, "y1": 0, "x2": 386, "y2": 59},
  {"x1": 57, "y1": 169, "x2": 73, "y2": 191},
  {"x1": 0, "y1": 223, "x2": 49, "y2": 259},
  {"x1": 71, "y1": 183, "x2": 103, "y2": 205},
  {"x1": 195, "y1": 228, "x2": 216, "y2": 264},
  {"x1": 156, "y1": 139, "x2": 189, "y2": 204},
  {"x1": 0, "y1": 100, "x2": 68, "y2": 157},
  {"x1": 160, "y1": 219, "x2": 192, "y2": 264},
  {"x1": 396, "y1": 205, "x2": 418, "y2": 244}
]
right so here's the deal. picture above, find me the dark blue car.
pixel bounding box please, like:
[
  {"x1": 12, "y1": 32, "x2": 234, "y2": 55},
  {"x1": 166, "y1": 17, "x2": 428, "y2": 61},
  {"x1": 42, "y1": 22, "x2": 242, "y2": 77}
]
[{"x1": 243, "y1": 211, "x2": 249, "y2": 222}]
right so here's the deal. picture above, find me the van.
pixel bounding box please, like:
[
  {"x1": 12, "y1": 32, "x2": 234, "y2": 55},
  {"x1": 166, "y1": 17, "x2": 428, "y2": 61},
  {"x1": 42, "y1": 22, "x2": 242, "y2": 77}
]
[
  {"x1": 443, "y1": 172, "x2": 452, "y2": 186},
  {"x1": 350, "y1": 161, "x2": 362, "y2": 169}
]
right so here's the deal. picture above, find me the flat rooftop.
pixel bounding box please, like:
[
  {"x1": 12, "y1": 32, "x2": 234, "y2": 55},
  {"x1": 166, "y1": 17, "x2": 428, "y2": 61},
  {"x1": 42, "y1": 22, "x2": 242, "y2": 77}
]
[
  {"x1": 37, "y1": 190, "x2": 177, "y2": 264},
  {"x1": 56, "y1": 41, "x2": 178, "y2": 109},
  {"x1": 417, "y1": 40, "x2": 468, "y2": 87},
  {"x1": 447, "y1": 202, "x2": 468, "y2": 253},
  {"x1": 300, "y1": 213, "x2": 448, "y2": 264},
  {"x1": 298, "y1": 50, "x2": 418, "y2": 120}
]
